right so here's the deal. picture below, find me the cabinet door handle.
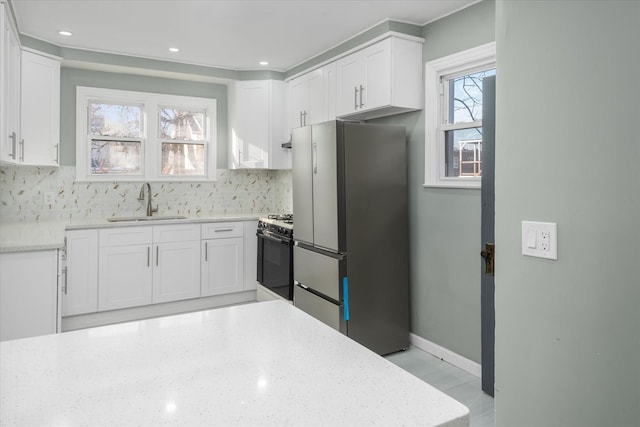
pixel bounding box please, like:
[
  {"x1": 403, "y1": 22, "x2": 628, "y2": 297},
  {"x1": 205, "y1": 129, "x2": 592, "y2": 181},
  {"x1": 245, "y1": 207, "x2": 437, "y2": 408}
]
[
  {"x1": 19, "y1": 139, "x2": 25, "y2": 162},
  {"x1": 354, "y1": 86, "x2": 359, "y2": 109},
  {"x1": 54, "y1": 143, "x2": 59, "y2": 163},
  {"x1": 8, "y1": 132, "x2": 16, "y2": 160},
  {"x1": 205, "y1": 242, "x2": 208, "y2": 262},
  {"x1": 147, "y1": 246, "x2": 150, "y2": 267},
  {"x1": 214, "y1": 228, "x2": 234, "y2": 233},
  {"x1": 299, "y1": 111, "x2": 303, "y2": 127},
  {"x1": 62, "y1": 267, "x2": 68, "y2": 295},
  {"x1": 359, "y1": 85, "x2": 364, "y2": 108},
  {"x1": 303, "y1": 110, "x2": 307, "y2": 126},
  {"x1": 156, "y1": 245, "x2": 159, "y2": 266}
]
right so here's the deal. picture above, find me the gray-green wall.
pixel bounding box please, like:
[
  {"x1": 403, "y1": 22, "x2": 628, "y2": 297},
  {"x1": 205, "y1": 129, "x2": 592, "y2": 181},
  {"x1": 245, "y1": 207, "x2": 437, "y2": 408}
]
[
  {"x1": 374, "y1": 0, "x2": 495, "y2": 364},
  {"x1": 59, "y1": 69, "x2": 229, "y2": 168},
  {"x1": 495, "y1": 1, "x2": 640, "y2": 426}
]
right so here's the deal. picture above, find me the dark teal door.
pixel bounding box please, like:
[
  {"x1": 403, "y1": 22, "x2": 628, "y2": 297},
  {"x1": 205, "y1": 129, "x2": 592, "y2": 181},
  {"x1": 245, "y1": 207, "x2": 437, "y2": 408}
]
[{"x1": 481, "y1": 75, "x2": 496, "y2": 396}]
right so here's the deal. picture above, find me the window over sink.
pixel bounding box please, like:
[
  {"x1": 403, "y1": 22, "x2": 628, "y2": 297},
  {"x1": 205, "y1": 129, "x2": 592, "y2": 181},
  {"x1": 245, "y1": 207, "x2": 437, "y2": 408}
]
[{"x1": 76, "y1": 87, "x2": 217, "y2": 181}]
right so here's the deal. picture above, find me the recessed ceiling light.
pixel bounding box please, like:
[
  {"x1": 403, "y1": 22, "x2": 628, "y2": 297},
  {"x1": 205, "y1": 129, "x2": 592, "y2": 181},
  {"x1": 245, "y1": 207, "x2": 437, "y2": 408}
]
[
  {"x1": 259, "y1": 61, "x2": 269, "y2": 66},
  {"x1": 169, "y1": 47, "x2": 180, "y2": 53},
  {"x1": 58, "y1": 30, "x2": 72, "y2": 36}
]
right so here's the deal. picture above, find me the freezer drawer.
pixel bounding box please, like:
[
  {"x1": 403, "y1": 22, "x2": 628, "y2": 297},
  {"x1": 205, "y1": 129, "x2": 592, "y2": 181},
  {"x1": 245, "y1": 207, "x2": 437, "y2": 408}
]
[
  {"x1": 294, "y1": 284, "x2": 345, "y2": 333},
  {"x1": 293, "y1": 245, "x2": 343, "y2": 301}
]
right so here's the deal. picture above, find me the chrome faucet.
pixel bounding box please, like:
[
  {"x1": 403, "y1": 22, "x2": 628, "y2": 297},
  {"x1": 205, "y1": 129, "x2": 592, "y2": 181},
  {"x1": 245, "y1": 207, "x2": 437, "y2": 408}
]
[{"x1": 137, "y1": 182, "x2": 158, "y2": 217}]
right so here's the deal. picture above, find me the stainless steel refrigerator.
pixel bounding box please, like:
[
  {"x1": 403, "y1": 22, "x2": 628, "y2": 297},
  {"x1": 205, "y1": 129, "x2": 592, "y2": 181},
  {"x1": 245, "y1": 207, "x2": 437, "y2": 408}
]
[{"x1": 292, "y1": 120, "x2": 409, "y2": 355}]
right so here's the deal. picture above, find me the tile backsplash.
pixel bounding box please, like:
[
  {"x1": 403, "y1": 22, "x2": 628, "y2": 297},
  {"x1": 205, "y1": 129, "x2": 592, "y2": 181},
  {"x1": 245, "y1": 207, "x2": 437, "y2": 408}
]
[{"x1": 0, "y1": 166, "x2": 292, "y2": 223}]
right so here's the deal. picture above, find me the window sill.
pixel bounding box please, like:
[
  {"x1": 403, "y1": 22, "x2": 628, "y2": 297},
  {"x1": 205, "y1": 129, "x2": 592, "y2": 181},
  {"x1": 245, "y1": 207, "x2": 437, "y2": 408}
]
[{"x1": 423, "y1": 181, "x2": 481, "y2": 190}]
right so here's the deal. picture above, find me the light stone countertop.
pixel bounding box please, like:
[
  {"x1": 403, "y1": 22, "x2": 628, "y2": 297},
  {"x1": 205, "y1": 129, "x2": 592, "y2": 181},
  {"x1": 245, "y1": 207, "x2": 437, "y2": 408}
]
[
  {"x1": 0, "y1": 301, "x2": 469, "y2": 426},
  {"x1": 0, "y1": 214, "x2": 261, "y2": 253}
]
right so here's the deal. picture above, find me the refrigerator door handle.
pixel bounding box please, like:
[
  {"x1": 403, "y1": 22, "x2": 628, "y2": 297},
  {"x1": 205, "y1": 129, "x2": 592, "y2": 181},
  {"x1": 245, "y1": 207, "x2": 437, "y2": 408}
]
[{"x1": 312, "y1": 142, "x2": 318, "y2": 174}]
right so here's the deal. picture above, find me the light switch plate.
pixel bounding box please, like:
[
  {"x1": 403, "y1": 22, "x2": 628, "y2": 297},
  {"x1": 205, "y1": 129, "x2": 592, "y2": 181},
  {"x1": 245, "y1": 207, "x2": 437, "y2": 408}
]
[{"x1": 522, "y1": 221, "x2": 557, "y2": 260}]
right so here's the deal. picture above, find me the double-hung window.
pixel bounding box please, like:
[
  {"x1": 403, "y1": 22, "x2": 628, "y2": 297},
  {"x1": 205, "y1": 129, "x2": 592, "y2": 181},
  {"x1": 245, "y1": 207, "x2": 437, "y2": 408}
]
[
  {"x1": 424, "y1": 42, "x2": 496, "y2": 188},
  {"x1": 89, "y1": 101, "x2": 144, "y2": 176},
  {"x1": 76, "y1": 87, "x2": 217, "y2": 181},
  {"x1": 158, "y1": 106, "x2": 206, "y2": 176}
]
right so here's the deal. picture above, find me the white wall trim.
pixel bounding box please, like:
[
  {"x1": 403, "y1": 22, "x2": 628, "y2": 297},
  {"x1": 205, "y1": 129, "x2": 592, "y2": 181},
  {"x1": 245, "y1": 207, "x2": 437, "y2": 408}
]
[{"x1": 410, "y1": 333, "x2": 482, "y2": 378}]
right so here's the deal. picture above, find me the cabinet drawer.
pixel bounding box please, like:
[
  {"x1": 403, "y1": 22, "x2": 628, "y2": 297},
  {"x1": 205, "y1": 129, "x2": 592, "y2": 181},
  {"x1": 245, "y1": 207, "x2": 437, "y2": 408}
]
[
  {"x1": 201, "y1": 221, "x2": 244, "y2": 239},
  {"x1": 99, "y1": 226, "x2": 152, "y2": 247},
  {"x1": 294, "y1": 284, "x2": 344, "y2": 332},
  {"x1": 293, "y1": 245, "x2": 342, "y2": 301},
  {"x1": 153, "y1": 224, "x2": 200, "y2": 243}
]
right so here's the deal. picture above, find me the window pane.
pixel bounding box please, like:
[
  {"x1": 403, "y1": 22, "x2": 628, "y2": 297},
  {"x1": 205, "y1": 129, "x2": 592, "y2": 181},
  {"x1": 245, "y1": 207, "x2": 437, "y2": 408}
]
[
  {"x1": 448, "y1": 68, "x2": 496, "y2": 124},
  {"x1": 161, "y1": 143, "x2": 205, "y2": 176},
  {"x1": 91, "y1": 140, "x2": 141, "y2": 175},
  {"x1": 444, "y1": 128, "x2": 482, "y2": 177},
  {"x1": 159, "y1": 107, "x2": 205, "y2": 141},
  {"x1": 89, "y1": 102, "x2": 143, "y2": 137}
]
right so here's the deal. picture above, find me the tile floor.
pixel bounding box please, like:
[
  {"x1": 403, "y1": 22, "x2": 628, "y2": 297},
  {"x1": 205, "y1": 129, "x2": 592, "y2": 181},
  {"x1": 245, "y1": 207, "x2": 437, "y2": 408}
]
[{"x1": 385, "y1": 346, "x2": 495, "y2": 427}]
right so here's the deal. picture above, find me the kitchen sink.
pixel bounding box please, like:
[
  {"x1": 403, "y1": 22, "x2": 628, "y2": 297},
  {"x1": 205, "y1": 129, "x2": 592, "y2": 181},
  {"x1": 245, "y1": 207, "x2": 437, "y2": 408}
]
[{"x1": 107, "y1": 215, "x2": 188, "y2": 222}]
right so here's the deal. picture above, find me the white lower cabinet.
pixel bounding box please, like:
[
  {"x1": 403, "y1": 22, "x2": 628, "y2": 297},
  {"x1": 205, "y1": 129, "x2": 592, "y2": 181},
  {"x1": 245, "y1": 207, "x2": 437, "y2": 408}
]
[
  {"x1": 99, "y1": 243, "x2": 153, "y2": 311},
  {"x1": 63, "y1": 229, "x2": 98, "y2": 316},
  {"x1": 242, "y1": 220, "x2": 258, "y2": 291},
  {"x1": 153, "y1": 240, "x2": 201, "y2": 303},
  {"x1": 201, "y1": 238, "x2": 244, "y2": 296},
  {"x1": 98, "y1": 226, "x2": 153, "y2": 311},
  {"x1": 98, "y1": 224, "x2": 201, "y2": 311},
  {"x1": 201, "y1": 221, "x2": 244, "y2": 296},
  {"x1": 0, "y1": 249, "x2": 58, "y2": 341},
  {"x1": 64, "y1": 221, "x2": 251, "y2": 318}
]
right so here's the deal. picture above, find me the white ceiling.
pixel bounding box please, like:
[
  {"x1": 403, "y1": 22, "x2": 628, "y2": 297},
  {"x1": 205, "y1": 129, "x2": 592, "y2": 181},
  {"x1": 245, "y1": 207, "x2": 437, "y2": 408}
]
[{"x1": 11, "y1": 0, "x2": 477, "y2": 72}]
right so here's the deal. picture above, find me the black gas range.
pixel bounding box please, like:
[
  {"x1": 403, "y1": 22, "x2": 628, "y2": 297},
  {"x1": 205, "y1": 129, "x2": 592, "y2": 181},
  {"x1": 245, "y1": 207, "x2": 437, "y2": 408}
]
[
  {"x1": 258, "y1": 214, "x2": 293, "y2": 238},
  {"x1": 256, "y1": 214, "x2": 294, "y2": 300}
]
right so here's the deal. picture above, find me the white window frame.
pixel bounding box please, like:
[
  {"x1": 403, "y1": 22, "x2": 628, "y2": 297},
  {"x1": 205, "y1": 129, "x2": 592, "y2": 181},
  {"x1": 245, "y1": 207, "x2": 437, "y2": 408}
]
[
  {"x1": 424, "y1": 42, "x2": 496, "y2": 188},
  {"x1": 76, "y1": 86, "x2": 217, "y2": 182}
]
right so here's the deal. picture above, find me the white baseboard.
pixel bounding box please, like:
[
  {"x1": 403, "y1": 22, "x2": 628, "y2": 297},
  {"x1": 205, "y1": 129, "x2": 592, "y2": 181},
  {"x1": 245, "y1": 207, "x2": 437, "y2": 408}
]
[{"x1": 410, "y1": 333, "x2": 482, "y2": 378}]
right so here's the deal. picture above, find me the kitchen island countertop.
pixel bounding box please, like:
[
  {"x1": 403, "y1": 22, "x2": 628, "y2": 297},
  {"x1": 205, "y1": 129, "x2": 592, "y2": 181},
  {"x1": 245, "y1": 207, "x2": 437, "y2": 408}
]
[{"x1": 0, "y1": 301, "x2": 469, "y2": 426}]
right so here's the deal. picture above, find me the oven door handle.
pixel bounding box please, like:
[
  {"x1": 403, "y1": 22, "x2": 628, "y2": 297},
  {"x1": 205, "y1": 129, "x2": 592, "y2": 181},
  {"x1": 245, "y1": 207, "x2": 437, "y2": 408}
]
[{"x1": 257, "y1": 231, "x2": 291, "y2": 245}]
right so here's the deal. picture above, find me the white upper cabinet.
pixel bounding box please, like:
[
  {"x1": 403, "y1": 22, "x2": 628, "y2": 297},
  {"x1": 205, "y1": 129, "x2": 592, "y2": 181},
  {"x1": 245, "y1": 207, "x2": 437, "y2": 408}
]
[
  {"x1": 0, "y1": 4, "x2": 21, "y2": 164},
  {"x1": 323, "y1": 62, "x2": 337, "y2": 122},
  {"x1": 288, "y1": 63, "x2": 337, "y2": 135},
  {"x1": 228, "y1": 80, "x2": 290, "y2": 169},
  {"x1": 20, "y1": 50, "x2": 61, "y2": 166},
  {"x1": 336, "y1": 36, "x2": 423, "y2": 120},
  {"x1": 289, "y1": 68, "x2": 323, "y2": 129},
  {"x1": 0, "y1": 6, "x2": 61, "y2": 168}
]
